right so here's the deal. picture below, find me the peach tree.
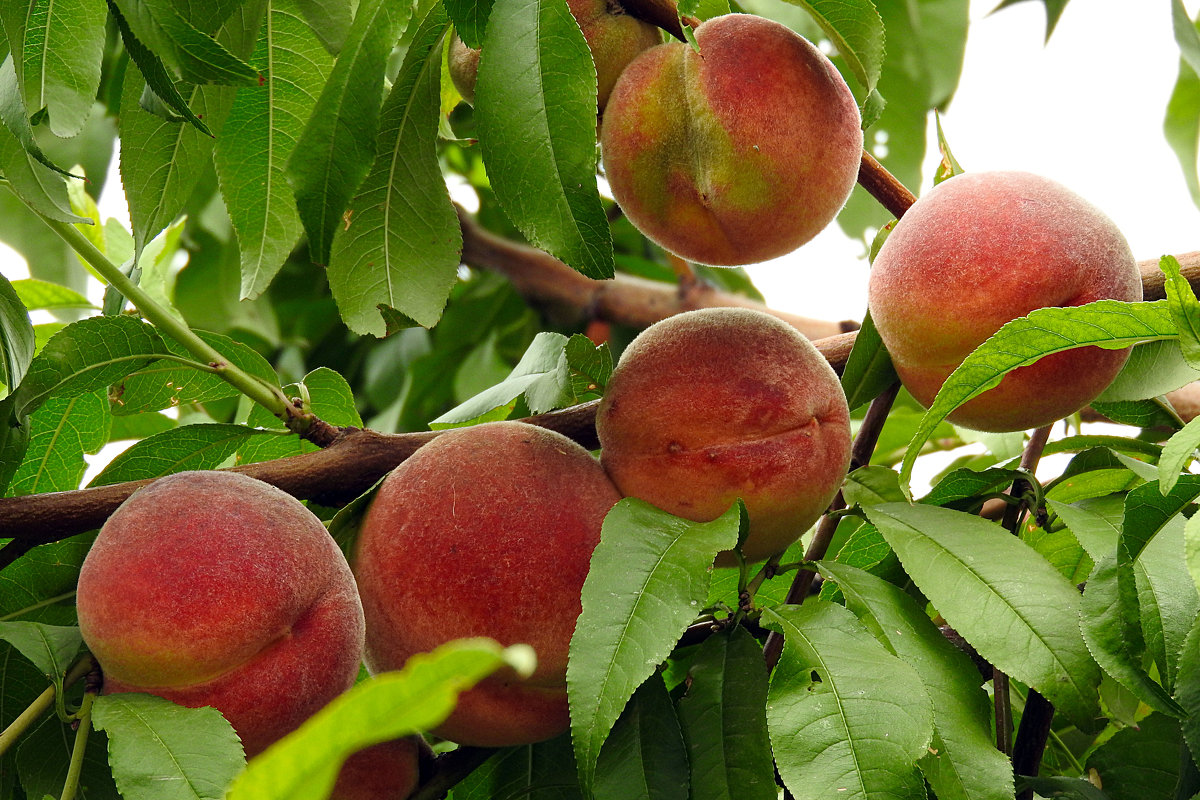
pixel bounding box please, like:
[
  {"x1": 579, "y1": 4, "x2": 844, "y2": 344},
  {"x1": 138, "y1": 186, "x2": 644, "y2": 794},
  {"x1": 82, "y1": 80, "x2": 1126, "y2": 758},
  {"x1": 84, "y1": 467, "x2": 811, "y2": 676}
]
[{"x1": 2, "y1": 0, "x2": 1200, "y2": 799}]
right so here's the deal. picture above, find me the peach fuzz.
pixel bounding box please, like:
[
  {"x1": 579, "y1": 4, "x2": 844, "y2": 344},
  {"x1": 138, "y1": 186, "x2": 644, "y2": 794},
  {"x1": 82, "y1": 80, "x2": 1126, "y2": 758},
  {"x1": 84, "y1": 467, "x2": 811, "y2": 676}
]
[
  {"x1": 76, "y1": 470, "x2": 365, "y2": 757},
  {"x1": 867, "y1": 171, "x2": 1142, "y2": 433},
  {"x1": 352, "y1": 421, "x2": 621, "y2": 747},
  {"x1": 599, "y1": 13, "x2": 862, "y2": 266},
  {"x1": 595, "y1": 307, "x2": 852, "y2": 564}
]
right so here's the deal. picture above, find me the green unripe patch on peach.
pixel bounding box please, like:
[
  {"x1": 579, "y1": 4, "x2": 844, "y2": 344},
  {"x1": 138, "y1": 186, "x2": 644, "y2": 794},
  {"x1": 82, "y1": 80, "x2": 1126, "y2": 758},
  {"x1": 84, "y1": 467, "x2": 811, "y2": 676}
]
[
  {"x1": 600, "y1": 14, "x2": 862, "y2": 266},
  {"x1": 352, "y1": 421, "x2": 621, "y2": 747},
  {"x1": 77, "y1": 470, "x2": 365, "y2": 756},
  {"x1": 867, "y1": 171, "x2": 1142, "y2": 433},
  {"x1": 596, "y1": 308, "x2": 852, "y2": 564}
]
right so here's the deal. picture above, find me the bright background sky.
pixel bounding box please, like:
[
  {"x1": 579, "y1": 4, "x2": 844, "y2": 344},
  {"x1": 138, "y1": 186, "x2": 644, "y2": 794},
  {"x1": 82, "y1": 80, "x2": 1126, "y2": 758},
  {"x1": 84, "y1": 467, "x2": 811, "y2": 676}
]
[{"x1": 750, "y1": 0, "x2": 1200, "y2": 323}]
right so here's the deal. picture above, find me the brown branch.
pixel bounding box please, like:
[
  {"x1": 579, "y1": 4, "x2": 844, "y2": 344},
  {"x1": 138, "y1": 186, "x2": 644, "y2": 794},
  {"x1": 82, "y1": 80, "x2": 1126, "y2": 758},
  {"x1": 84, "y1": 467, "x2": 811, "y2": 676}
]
[
  {"x1": 857, "y1": 150, "x2": 917, "y2": 219},
  {"x1": 457, "y1": 207, "x2": 855, "y2": 341}
]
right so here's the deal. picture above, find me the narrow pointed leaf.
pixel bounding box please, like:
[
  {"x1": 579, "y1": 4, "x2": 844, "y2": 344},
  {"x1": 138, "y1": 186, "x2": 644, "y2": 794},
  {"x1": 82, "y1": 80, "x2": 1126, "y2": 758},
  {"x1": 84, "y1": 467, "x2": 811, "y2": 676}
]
[
  {"x1": 780, "y1": 0, "x2": 885, "y2": 93},
  {"x1": 327, "y1": 7, "x2": 460, "y2": 334},
  {"x1": 1162, "y1": 255, "x2": 1200, "y2": 368},
  {"x1": 674, "y1": 626, "x2": 776, "y2": 800},
  {"x1": 0, "y1": 272, "x2": 34, "y2": 390},
  {"x1": 1136, "y1": 514, "x2": 1200, "y2": 692},
  {"x1": 227, "y1": 639, "x2": 527, "y2": 800},
  {"x1": 594, "y1": 675, "x2": 689, "y2": 800},
  {"x1": 432, "y1": 332, "x2": 570, "y2": 427},
  {"x1": 762, "y1": 601, "x2": 933, "y2": 800},
  {"x1": 568, "y1": 500, "x2": 742, "y2": 792},
  {"x1": 445, "y1": 0, "x2": 493, "y2": 49},
  {"x1": 839, "y1": 309, "x2": 897, "y2": 411},
  {"x1": 1159, "y1": 415, "x2": 1200, "y2": 495},
  {"x1": 864, "y1": 502, "x2": 1102, "y2": 729},
  {"x1": 900, "y1": 300, "x2": 1176, "y2": 490},
  {"x1": 0, "y1": 55, "x2": 79, "y2": 178},
  {"x1": 89, "y1": 424, "x2": 281, "y2": 486},
  {"x1": 110, "y1": 0, "x2": 260, "y2": 86},
  {"x1": 8, "y1": 389, "x2": 110, "y2": 495},
  {"x1": 18, "y1": 0, "x2": 108, "y2": 137},
  {"x1": 216, "y1": 0, "x2": 332, "y2": 298},
  {"x1": 818, "y1": 561, "x2": 1014, "y2": 800},
  {"x1": 287, "y1": 0, "x2": 412, "y2": 265},
  {"x1": 476, "y1": 0, "x2": 614, "y2": 280}
]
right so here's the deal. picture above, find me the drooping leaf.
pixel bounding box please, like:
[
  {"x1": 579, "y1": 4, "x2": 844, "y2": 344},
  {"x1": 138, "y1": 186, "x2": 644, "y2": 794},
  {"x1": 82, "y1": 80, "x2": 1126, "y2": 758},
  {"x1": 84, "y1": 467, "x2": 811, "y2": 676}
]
[
  {"x1": 475, "y1": 0, "x2": 614, "y2": 280},
  {"x1": 16, "y1": 0, "x2": 109, "y2": 138},
  {"x1": 286, "y1": 0, "x2": 412, "y2": 265},
  {"x1": 839, "y1": 310, "x2": 897, "y2": 411},
  {"x1": 91, "y1": 693, "x2": 246, "y2": 800},
  {"x1": 0, "y1": 271, "x2": 34, "y2": 391},
  {"x1": 674, "y1": 626, "x2": 776, "y2": 800},
  {"x1": 0, "y1": 102, "x2": 86, "y2": 224},
  {"x1": 568, "y1": 500, "x2": 742, "y2": 792},
  {"x1": 991, "y1": 0, "x2": 1070, "y2": 41},
  {"x1": 215, "y1": 0, "x2": 333, "y2": 299},
  {"x1": 763, "y1": 601, "x2": 933, "y2": 800},
  {"x1": 109, "y1": 0, "x2": 261, "y2": 86},
  {"x1": 594, "y1": 675, "x2": 690, "y2": 800},
  {"x1": 779, "y1": 0, "x2": 885, "y2": 94},
  {"x1": 227, "y1": 639, "x2": 529, "y2": 800},
  {"x1": 818, "y1": 561, "x2": 1014, "y2": 800},
  {"x1": 864, "y1": 502, "x2": 1103, "y2": 729},
  {"x1": 444, "y1": 0, "x2": 493, "y2": 49},
  {"x1": 900, "y1": 300, "x2": 1177, "y2": 490},
  {"x1": 327, "y1": 7, "x2": 460, "y2": 334},
  {"x1": 0, "y1": 622, "x2": 82, "y2": 684},
  {"x1": 1136, "y1": 513, "x2": 1200, "y2": 693},
  {"x1": 1161, "y1": 254, "x2": 1200, "y2": 368},
  {"x1": 1159, "y1": 415, "x2": 1200, "y2": 495}
]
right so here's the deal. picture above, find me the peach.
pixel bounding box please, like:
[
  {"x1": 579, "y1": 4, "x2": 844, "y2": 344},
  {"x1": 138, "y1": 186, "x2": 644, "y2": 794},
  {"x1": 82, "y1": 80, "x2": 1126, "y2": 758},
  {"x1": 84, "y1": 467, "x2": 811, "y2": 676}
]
[
  {"x1": 331, "y1": 737, "x2": 422, "y2": 800},
  {"x1": 867, "y1": 171, "x2": 1142, "y2": 432},
  {"x1": 595, "y1": 307, "x2": 852, "y2": 564},
  {"x1": 599, "y1": 13, "x2": 863, "y2": 266},
  {"x1": 450, "y1": 0, "x2": 661, "y2": 110},
  {"x1": 76, "y1": 470, "x2": 365, "y2": 757},
  {"x1": 352, "y1": 421, "x2": 621, "y2": 747}
]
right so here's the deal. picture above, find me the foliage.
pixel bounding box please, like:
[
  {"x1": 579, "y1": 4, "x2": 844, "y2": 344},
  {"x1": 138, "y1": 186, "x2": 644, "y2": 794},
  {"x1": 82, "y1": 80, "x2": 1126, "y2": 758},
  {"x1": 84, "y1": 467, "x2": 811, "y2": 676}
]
[{"x1": 2, "y1": 1, "x2": 1200, "y2": 799}]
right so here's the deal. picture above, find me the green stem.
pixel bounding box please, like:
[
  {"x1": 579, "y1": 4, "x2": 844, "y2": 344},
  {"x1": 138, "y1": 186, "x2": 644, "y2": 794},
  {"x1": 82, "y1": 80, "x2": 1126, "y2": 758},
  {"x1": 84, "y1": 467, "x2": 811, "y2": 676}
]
[
  {"x1": 0, "y1": 683, "x2": 54, "y2": 757},
  {"x1": 37, "y1": 215, "x2": 296, "y2": 427},
  {"x1": 1046, "y1": 725, "x2": 1084, "y2": 775},
  {"x1": 60, "y1": 691, "x2": 95, "y2": 800}
]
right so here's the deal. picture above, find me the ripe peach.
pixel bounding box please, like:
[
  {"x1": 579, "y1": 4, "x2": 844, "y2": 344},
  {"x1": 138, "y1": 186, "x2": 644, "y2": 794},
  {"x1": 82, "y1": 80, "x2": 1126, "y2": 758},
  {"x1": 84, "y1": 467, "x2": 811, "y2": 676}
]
[
  {"x1": 450, "y1": 0, "x2": 660, "y2": 110},
  {"x1": 595, "y1": 307, "x2": 852, "y2": 564},
  {"x1": 76, "y1": 470, "x2": 365, "y2": 757},
  {"x1": 599, "y1": 13, "x2": 863, "y2": 266},
  {"x1": 867, "y1": 171, "x2": 1142, "y2": 432},
  {"x1": 331, "y1": 737, "x2": 422, "y2": 800},
  {"x1": 352, "y1": 421, "x2": 621, "y2": 747}
]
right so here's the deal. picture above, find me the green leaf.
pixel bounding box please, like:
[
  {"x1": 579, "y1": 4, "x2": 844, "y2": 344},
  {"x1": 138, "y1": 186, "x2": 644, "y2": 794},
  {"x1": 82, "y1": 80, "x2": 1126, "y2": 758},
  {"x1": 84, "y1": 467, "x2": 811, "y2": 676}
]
[
  {"x1": 0, "y1": 393, "x2": 32, "y2": 494},
  {"x1": 1086, "y1": 712, "x2": 1182, "y2": 800},
  {"x1": 1171, "y1": 615, "x2": 1200, "y2": 784},
  {"x1": 1167, "y1": 3, "x2": 1200, "y2": 211},
  {"x1": 900, "y1": 300, "x2": 1177, "y2": 490},
  {"x1": 109, "y1": 0, "x2": 261, "y2": 86},
  {"x1": 16, "y1": 0, "x2": 108, "y2": 138},
  {"x1": 12, "y1": 316, "x2": 167, "y2": 420},
  {"x1": 991, "y1": 0, "x2": 1069, "y2": 41},
  {"x1": 864, "y1": 502, "x2": 1103, "y2": 729},
  {"x1": 108, "y1": 330, "x2": 280, "y2": 416},
  {"x1": 432, "y1": 331, "x2": 571, "y2": 427},
  {"x1": 452, "y1": 733, "x2": 583, "y2": 800},
  {"x1": 8, "y1": 388, "x2": 110, "y2": 495},
  {"x1": 91, "y1": 693, "x2": 246, "y2": 800},
  {"x1": 1091, "y1": 397, "x2": 1184, "y2": 430},
  {"x1": 0, "y1": 271, "x2": 34, "y2": 390},
  {"x1": 445, "y1": 0, "x2": 492, "y2": 49},
  {"x1": 1137, "y1": 513, "x2": 1200, "y2": 693},
  {"x1": 0, "y1": 533, "x2": 93, "y2": 620},
  {"x1": 475, "y1": 0, "x2": 614, "y2": 280},
  {"x1": 327, "y1": 7, "x2": 460, "y2": 334},
  {"x1": 215, "y1": 0, "x2": 333, "y2": 299},
  {"x1": 11, "y1": 278, "x2": 95, "y2": 312},
  {"x1": 0, "y1": 102, "x2": 86, "y2": 223},
  {"x1": 227, "y1": 639, "x2": 527, "y2": 800},
  {"x1": 89, "y1": 423, "x2": 280, "y2": 486},
  {"x1": 1163, "y1": 255, "x2": 1200, "y2": 369},
  {"x1": 0, "y1": 54, "x2": 79, "y2": 179},
  {"x1": 674, "y1": 626, "x2": 776, "y2": 800},
  {"x1": 106, "y1": 0, "x2": 212, "y2": 135},
  {"x1": 818, "y1": 561, "x2": 1014, "y2": 800},
  {"x1": 1160, "y1": 415, "x2": 1200, "y2": 495},
  {"x1": 780, "y1": 0, "x2": 885, "y2": 95},
  {"x1": 678, "y1": 0, "x2": 730, "y2": 23},
  {"x1": 15, "y1": 716, "x2": 118, "y2": 800},
  {"x1": 594, "y1": 675, "x2": 689, "y2": 800},
  {"x1": 922, "y1": 467, "x2": 1022, "y2": 511},
  {"x1": 568, "y1": 499, "x2": 742, "y2": 792},
  {"x1": 236, "y1": 367, "x2": 361, "y2": 464},
  {"x1": 762, "y1": 601, "x2": 933, "y2": 799},
  {"x1": 287, "y1": 0, "x2": 412, "y2": 265},
  {"x1": 839, "y1": 310, "x2": 897, "y2": 411},
  {"x1": 118, "y1": 62, "x2": 233, "y2": 255},
  {"x1": 0, "y1": 622, "x2": 82, "y2": 682},
  {"x1": 1013, "y1": 775, "x2": 1110, "y2": 800},
  {"x1": 294, "y1": 0, "x2": 353, "y2": 53}
]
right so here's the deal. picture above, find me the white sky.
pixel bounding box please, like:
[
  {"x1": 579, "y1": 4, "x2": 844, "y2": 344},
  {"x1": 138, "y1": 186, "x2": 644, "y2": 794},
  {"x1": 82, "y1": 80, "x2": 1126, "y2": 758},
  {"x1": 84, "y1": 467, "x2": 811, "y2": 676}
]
[{"x1": 750, "y1": 0, "x2": 1200, "y2": 323}]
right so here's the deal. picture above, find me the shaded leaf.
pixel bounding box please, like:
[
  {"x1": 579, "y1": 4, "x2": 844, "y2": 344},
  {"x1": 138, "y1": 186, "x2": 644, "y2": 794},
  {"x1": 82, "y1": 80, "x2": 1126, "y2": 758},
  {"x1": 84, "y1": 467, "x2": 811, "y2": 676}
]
[
  {"x1": 594, "y1": 675, "x2": 689, "y2": 800},
  {"x1": 780, "y1": 0, "x2": 885, "y2": 94},
  {"x1": 0, "y1": 271, "x2": 34, "y2": 390}
]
